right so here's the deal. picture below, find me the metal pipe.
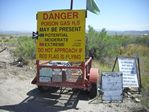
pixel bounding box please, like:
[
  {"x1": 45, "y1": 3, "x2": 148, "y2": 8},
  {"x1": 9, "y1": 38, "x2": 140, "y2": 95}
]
[{"x1": 70, "y1": 0, "x2": 73, "y2": 10}]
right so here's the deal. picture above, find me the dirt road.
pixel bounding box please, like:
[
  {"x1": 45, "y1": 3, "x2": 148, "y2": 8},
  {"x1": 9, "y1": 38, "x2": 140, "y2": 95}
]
[{"x1": 0, "y1": 48, "x2": 147, "y2": 112}]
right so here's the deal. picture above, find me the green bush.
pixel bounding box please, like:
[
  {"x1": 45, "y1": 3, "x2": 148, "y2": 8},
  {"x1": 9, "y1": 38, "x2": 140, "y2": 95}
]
[
  {"x1": 86, "y1": 26, "x2": 149, "y2": 60},
  {"x1": 86, "y1": 26, "x2": 131, "y2": 60},
  {"x1": 141, "y1": 74, "x2": 149, "y2": 108},
  {"x1": 87, "y1": 26, "x2": 110, "y2": 60},
  {"x1": 134, "y1": 36, "x2": 149, "y2": 46},
  {"x1": 14, "y1": 36, "x2": 35, "y2": 59}
]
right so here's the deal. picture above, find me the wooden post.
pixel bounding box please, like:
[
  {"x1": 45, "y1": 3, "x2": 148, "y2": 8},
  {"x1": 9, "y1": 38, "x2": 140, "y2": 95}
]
[
  {"x1": 112, "y1": 57, "x2": 118, "y2": 72},
  {"x1": 137, "y1": 57, "x2": 142, "y2": 93}
]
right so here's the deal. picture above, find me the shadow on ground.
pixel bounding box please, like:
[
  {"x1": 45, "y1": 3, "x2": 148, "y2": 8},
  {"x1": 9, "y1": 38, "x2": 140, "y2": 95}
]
[{"x1": 0, "y1": 88, "x2": 90, "y2": 112}]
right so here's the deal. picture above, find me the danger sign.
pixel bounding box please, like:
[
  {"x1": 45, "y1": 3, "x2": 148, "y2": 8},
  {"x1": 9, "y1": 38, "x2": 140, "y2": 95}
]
[{"x1": 36, "y1": 10, "x2": 85, "y2": 62}]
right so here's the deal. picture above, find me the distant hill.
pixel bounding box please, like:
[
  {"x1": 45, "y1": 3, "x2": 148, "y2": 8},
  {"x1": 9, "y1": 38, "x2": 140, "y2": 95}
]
[
  {"x1": 0, "y1": 31, "x2": 31, "y2": 36},
  {"x1": 107, "y1": 30, "x2": 149, "y2": 36},
  {"x1": 0, "y1": 30, "x2": 149, "y2": 36}
]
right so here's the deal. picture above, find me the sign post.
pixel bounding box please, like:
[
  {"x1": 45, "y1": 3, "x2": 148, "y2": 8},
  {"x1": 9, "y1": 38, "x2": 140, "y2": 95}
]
[{"x1": 36, "y1": 10, "x2": 86, "y2": 62}]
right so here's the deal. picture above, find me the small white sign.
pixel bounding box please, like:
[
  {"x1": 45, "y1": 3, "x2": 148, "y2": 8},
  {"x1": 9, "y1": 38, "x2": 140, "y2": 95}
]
[
  {"x1": 101, "y1": 72, "x2": 123, "y2": 101},
  {"x1": 118, "y1": 57, "x2": 139, "y2": 88}
]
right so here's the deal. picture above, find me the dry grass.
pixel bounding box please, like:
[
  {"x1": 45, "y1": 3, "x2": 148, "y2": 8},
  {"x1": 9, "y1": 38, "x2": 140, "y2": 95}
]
[{"x1": 119, "y1": 44, "x2": 149, "y2": 56}]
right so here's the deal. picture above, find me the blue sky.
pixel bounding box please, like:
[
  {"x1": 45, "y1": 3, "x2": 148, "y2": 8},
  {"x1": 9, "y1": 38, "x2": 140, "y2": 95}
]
[{"x1": 0, "y1": 0, "x2": 149, "y2": 31}]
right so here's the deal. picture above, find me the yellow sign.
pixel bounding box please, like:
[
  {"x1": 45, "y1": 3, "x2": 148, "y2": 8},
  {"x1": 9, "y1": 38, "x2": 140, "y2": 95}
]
[{"x1": 36, "y1": 10, "x2": 85, "y2": 62}]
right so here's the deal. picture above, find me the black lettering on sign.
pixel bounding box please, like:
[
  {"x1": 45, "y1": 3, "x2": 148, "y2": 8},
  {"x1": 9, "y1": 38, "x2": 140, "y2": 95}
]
[{"x1": 39, "y1": 54, "x2": 47, "y2": 59}]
